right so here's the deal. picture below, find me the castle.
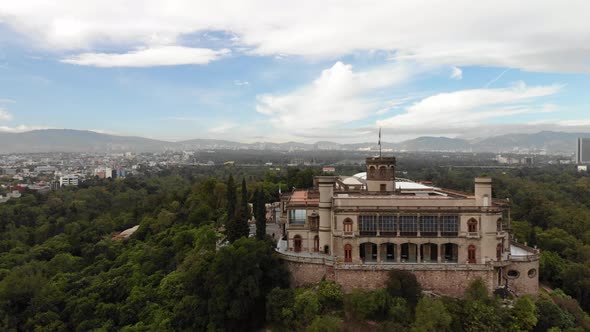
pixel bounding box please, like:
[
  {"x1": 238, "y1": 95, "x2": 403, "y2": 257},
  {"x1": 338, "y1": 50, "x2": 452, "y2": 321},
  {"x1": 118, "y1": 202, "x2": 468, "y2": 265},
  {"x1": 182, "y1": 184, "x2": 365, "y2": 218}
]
[{"x1": 276, "y1": 156, "x2": 539, "y2": 297}]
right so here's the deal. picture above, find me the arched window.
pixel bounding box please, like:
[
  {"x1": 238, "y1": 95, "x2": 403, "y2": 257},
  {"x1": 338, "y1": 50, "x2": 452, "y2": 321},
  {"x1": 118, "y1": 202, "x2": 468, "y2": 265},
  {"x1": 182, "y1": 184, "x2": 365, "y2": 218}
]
[
  {"x1": 344, "y1": 244, "x2": 352, "y2": 262},
  {"x1": 420, "y1": 243, "x2": 438, "y2": 263},
  {"x1": 379, "y1": 166, "x2": 387, "y2": 178},
  {"x1": 496, "y1": 218, "x2": 502, "y2": 232},
  {"x1": 468, "y1": 245, "x2": 476, "y2": 263},
  {"x1": 313, "y1": 235, "x2": 319, "y2": 252},
  {"x1": 293, "y1": 235, "x2": 302, "y2": 252},
  {"x1": 343, "y1": 218, "x2": 353, "y2": 233},
  {"x1": 496, "y1": 243, "x2": 503, "y2": 261},
  {"x1": 442, "y1": 243, "x2": 458, "y2": 263},
  {"x1": 369, "y1": 166, "x2": 376, "y2": 177},
  {"x1": 468, "y1": 218, "x2": 478, "y2": 233},
  {"x1": 360, "y1": 242, "x2": 377, "y2": 262},
  {"x1": 401, "y1": 243, "x2": 418, "y2": 263}
]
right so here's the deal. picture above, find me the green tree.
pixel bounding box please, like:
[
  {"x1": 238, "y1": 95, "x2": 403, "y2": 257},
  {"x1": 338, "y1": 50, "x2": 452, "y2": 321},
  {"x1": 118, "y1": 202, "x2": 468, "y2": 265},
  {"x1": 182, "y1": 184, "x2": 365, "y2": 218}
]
[
  {"x1": 540, "y1": 251, "x2": 566, "y2": 285},
  {"x1": 294, "y1": 289, "x2": 322, "y2": 326},
  {"x1": 386, "y1": 269, "x2": 422, "y2": 308},
  {"x1": 241, "y1": 178, "x2": 248, "y2": 218},
  {"x1": 266, "y1": 287, "x2": 296, "y2": 330},
  {"x1": 388, "y1": 297, "x2": 411, "y2": 326},
  {"x1": 535, "y1": 296, "x2": 575, "y2": 332},
  {"x1": 225, "y1": 175, "x2": 239, "y2": 242},
  {"x1": 317, "y1": 281, "x2": 343, "y2": 311},
  {"x1": 306, "y1": 315, "x2": 342, "y2": 332},
  {"x1": 464, "y1": 277, "x2": 490, "y2": 303},
  {"x1": 255, "y1": 187, "x2": 267, "y2": 240},
  {"x1": 344, "y1": 289, "x2": 393, "y2": 321},
  {"x1": 459, "y1": 279, "x2": 504, "y2": 331},
  {"x1": 206, "y1": 238, "x2": 289, "y2": 330},
  {"x1": 508, "y1": 295, "x2": 538, "y2": 332},
  {"x1": 411, "y1": 297, "x2": 452, "y2": 332}
]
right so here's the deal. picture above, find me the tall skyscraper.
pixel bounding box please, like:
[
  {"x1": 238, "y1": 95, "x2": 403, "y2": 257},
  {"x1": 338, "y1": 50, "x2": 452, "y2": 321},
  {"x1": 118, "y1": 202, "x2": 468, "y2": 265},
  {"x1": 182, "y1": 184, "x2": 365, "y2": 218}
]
[{"x1": 577, "y1": 138, "x2": 590, "y2": 164}]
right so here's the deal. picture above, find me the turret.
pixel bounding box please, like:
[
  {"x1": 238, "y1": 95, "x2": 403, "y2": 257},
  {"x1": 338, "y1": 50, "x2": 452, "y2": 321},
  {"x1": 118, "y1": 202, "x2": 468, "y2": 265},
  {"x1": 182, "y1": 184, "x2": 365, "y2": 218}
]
[
  {"x1": 317, "y1": 176, "x2": 335, "y2": 254},
  {"x1": 474, "y1": 177, "x2": 492, "y2": 206},
  {"x1": 365, "y1": 156, "x2": 396, "y2": 192}
]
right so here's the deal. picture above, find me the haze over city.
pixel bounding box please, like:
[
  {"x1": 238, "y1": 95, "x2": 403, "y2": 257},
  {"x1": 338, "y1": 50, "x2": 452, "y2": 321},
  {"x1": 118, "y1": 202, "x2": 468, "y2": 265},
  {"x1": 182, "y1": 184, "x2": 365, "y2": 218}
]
[{"x1": 1, "y1": 1, "x2": 590, "y2": 143}]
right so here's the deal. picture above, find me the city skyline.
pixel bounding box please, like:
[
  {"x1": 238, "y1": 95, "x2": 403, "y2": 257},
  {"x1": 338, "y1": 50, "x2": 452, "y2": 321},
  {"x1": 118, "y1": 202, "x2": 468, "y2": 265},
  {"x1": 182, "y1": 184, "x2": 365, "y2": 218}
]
[{"x1": 1, "y1": 1, "x2": 590, "y2": 143}]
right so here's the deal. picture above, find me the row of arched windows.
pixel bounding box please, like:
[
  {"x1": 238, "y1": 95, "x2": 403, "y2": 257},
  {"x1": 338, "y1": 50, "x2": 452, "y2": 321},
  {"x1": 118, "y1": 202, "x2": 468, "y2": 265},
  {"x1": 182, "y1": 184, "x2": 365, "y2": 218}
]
[
  {"x1": 291, "y1": 235, "x2": 496, "y2": 265},
  {"x1": 367, "y1": 165, "x2": 394, "y2": 178},
  {"x1": 292, "y1": 235, "x2": 320, "y2": 252},
  {"x1": 342, "y1": 217, "x2": 503, "y2": 234},
  {"x1": 342, "y1": 242, "x2": 478, "y2": 264}
]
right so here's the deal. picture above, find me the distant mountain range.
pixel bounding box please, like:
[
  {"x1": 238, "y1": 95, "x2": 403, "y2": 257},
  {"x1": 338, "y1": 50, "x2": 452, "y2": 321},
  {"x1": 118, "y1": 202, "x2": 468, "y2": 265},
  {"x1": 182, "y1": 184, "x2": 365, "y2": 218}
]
[{"x1": 0, "y1": 129, "x2": 585, "y2": 154}]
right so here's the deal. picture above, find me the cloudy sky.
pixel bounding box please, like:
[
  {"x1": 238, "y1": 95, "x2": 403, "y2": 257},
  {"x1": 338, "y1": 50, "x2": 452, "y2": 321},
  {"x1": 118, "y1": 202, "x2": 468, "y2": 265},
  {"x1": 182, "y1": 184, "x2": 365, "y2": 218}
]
[{"x1": 1, "y1": 1, "x2": 590, "y2": 142}]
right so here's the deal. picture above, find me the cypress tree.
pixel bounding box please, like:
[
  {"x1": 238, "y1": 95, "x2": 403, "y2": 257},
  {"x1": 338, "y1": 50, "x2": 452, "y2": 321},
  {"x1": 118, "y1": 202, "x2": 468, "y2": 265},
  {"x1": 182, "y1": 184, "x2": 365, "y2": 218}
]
[
  {"x1": 252, "y1": 187, "x2": 259, "y2": 221},
  {"x1": 238, "y1": 178, "x2": 250, "y2": 238},
  {"x1": 241, "y1": 178, "x2": 249, "y2": 221},
  {"x1": 228, "y1": 178, "x2": 250, "y2": 242},
  {"x1": 226, "y1": 175, "x2": 237, "y2": 242},
  {"x1": 255, "y1": 187, "x2": 267, "y2": 240}
]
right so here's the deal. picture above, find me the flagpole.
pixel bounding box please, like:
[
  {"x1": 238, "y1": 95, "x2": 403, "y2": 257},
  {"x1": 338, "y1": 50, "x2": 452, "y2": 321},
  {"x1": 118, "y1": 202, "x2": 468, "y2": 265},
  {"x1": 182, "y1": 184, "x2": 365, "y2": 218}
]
[{"x1": 379, "y1": 128, "x2": 382, "y2": 158}]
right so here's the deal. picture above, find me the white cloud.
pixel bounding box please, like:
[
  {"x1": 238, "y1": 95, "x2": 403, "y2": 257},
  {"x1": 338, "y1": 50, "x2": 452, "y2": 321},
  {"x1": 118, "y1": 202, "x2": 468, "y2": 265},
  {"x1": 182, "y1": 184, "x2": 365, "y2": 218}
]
[
  {"x1": 2, "y1": 1, "x2": 590, "y2": 71},
  {"x1": 0, "y1": 98, "x2": 16, "y2": 104},
  {"x1": 556, "y1": 119, "x2": 590, "y2": 127},
  {"x1": 0, "y1": 108, "x2": 12, "y2": 121},
  {"x1": 450, "y1": 67, "x2": 462, "y2": 80},
  {"x1": 377, "y1": 82, "x2": 563, "y2": 134},
  {"x1": 61, "y1": 46, "x2": 230, "y2": 67},
  {"x1": 208, "y1": 122, "x2": 236, "y2": 133},
  {"x1": 0, "y1": 125, "x2": 48, "y2": 133},
  {"x1": 256, "y1": 61, "x2": 414, "y2": 133},
  {"x1": 234, "y1": 80, "x2": 249, "y2": 86}
]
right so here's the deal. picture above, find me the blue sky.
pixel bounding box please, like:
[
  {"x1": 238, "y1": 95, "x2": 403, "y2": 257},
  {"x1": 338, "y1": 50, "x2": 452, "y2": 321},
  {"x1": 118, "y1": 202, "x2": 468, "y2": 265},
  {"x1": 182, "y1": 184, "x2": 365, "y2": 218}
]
[{"x1": 1, "y1": 1, "x2": 590, "y2": 143}]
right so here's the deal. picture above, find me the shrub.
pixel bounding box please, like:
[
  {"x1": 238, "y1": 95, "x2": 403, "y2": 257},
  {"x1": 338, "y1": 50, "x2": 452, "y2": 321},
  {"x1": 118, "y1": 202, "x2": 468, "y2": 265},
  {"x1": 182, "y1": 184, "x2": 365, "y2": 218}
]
[
  {"x1": 306, "y1": 315, "x2": 341, "y2": 332},
  {"x1": 386, "y1": 270, "x2": 422, "y2": 308},
  {"x1": 317, "y1": 281, "x2": 343, "y2": 311}
]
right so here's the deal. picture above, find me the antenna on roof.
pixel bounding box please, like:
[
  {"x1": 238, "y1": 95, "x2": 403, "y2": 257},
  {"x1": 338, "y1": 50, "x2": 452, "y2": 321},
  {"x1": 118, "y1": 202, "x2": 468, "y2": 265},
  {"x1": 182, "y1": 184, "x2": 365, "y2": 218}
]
[{"x1": 378, "y1": 127, "x2": 382, "y2": 158}]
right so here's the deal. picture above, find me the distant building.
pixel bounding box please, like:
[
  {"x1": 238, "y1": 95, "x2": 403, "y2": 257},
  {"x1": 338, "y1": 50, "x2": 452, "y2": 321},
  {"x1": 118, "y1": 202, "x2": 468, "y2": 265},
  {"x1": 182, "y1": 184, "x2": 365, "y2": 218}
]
[
  {"x1": 112, "y1": 168, "x2": 126, "y2": 178},
  {"x1": 60, "y1": 174, "x2": 79, "y2": 187},
  {"x1": 578, "y1": 165, "x2": 588, "y2": 172},
  {"x1": 322, "y1": 166, "x2": 336, "y2": 173},
  {"x1": 34, "y1": 165, "x2": 56, "y2": 173},
  {"x1": 577, "y1": 138, "x2": 590, "y2": 164},
  {"x1": 94, "y1": 167, "x2": 112, "y2": 179},
  {"x1": 1, "y1": 168, "x2": 17, "y2": 175}
]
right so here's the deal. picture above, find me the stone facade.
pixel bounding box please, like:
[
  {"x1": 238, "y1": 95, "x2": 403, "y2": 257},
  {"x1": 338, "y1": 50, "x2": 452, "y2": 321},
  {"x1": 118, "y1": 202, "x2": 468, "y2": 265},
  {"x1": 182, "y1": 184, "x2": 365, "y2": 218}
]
[{"x1": 278, "y1": 156, "x2": 539, "y2": 297}]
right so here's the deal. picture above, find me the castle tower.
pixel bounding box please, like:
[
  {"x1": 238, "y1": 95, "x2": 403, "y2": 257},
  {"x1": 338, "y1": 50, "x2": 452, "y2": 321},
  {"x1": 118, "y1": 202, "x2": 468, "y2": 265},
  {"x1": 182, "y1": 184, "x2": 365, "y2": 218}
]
[
  {"x1": 317, "y1": 176, "x2": 335, "y2": 254},
  {"x1": 474, "y1": 177, "x2": 492, "y2": 207},
  {"x1": 366, "y1": 156, "x2": 396, "y2": 192}
]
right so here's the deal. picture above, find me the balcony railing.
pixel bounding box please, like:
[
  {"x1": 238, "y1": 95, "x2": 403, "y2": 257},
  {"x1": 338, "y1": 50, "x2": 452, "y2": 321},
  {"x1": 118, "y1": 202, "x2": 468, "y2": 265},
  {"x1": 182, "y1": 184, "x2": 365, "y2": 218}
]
[{"x1": 421, "y1": 232, "x2": 438, "y2": 237}]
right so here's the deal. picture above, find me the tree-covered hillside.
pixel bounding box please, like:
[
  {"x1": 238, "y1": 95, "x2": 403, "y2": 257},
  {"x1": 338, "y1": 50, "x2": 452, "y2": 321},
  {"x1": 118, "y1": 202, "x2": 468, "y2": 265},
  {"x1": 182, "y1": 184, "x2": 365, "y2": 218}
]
[{"x1": 1, "y1": 164, "x2": 590, "y2": 331}]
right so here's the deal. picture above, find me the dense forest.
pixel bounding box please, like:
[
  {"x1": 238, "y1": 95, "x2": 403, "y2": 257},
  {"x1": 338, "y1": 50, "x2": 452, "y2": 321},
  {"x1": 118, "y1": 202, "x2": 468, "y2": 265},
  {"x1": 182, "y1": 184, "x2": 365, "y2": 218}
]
[{"x1": 1, "y1": 163, "x2": 590, "y2": 331}]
